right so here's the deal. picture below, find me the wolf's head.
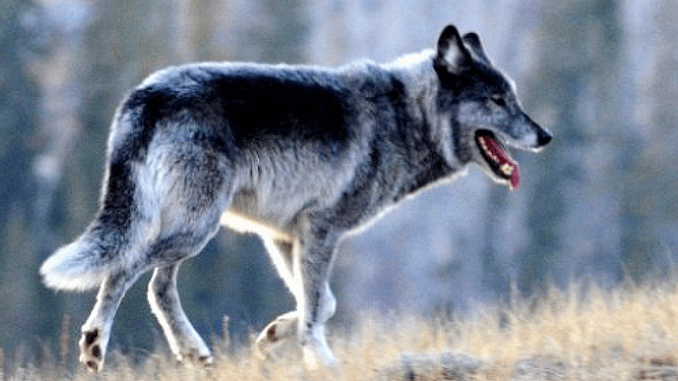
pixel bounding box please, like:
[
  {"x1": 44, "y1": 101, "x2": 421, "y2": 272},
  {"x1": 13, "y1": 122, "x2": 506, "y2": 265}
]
[{"x1": 433, "y1": 25, "x2": 551, "y2": 191}]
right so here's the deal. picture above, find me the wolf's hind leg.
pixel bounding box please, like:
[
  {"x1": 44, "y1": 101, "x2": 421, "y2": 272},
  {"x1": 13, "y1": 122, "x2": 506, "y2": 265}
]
[
  {"x1": 79, "y1": 270, "x2": 140, "y2": 372},
  {"x1": 148, "y1": 263, "x2": 212, "y2": 365}
]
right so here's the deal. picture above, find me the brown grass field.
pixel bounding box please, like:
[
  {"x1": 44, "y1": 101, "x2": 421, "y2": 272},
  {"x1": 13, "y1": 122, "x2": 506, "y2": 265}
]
[{"x1": 4, "y1": 282, "x2": 678, "y2": 380}]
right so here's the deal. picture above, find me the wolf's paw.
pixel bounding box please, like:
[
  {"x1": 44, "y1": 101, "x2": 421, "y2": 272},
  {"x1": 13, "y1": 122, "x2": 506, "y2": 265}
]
[
  {"x1": 168, "y1": 331, "x2": 213, "y2": 367},
  {"x1": 256, "y1": 311, "x2": 299, "y2": 359},
  {"x1": 300, "y1": 326, "x2": 337, "y2": 369},
  {"x1": 78, "y1": 328, "x2": 107, "y2": 372},
  {"x1": 302, "y1": 346, "x2": 337, "y2": 370},
  {"x1": 176, "y1": 352, "x2": 213, "y2": 368}
]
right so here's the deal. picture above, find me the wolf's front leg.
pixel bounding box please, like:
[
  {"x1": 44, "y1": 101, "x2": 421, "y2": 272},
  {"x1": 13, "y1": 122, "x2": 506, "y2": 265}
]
[
  {"x1": 147, "y1": 264, "x2": 212, "y2": 365},
  {"x1": 256, "y1": 281, "x2": 337, "y2": 364},
  {"x1": 295, "y1": 235, "x2": 338, "y2": 368},
  {"x1": 79, "y1": 272, "x2": 138, "y2": 372},
  {"x1": 298, "y1": 282, "x2": 337, "y2": 368}
]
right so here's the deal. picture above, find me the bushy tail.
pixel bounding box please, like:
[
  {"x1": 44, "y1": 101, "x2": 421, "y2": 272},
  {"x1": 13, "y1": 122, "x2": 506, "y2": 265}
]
[
  {"x1": 40, "y1": 224, "x2": 127, "y2": 291},
  {"x1": 41, "y1": 156, "x2": 136, "y2": 291},
  {"x1": 41, "y1": 102, "x2": 150, "y2": 291}
]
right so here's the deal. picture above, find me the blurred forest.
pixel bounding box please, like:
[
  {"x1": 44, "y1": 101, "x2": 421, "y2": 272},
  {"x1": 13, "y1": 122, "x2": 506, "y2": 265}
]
[{"x1": 2, "y1": 0, "x2": 678, "y2": 367}]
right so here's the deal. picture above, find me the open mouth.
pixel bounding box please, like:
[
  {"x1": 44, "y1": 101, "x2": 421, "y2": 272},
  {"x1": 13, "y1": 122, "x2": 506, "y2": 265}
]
[{"x1": 475, "y1": 130, "x2": 520, "y2": 191}]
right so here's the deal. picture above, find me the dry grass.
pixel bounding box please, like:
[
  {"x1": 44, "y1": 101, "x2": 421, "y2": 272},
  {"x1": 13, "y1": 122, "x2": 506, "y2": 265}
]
[{"x1": 5, "y1": 283, "x2": 678, "y2": 380}]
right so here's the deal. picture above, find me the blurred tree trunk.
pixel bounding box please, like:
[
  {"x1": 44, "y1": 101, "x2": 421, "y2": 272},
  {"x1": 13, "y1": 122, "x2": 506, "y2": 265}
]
[
  {"x1": 620, "y1": 2, "x2": 678, "y2": 280},
  {"x1": 0, "y1": 0, "x2": 44, "y2": 355},
  {"x1": 520, "y1": 0, "x2": 625, "y2": 293}
]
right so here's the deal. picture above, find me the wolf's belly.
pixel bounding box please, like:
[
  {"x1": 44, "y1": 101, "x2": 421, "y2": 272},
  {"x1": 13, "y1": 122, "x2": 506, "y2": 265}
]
[
  {"x1": 219, "y1": 210, "x2": 293, "y2": 241},
  {"x1": 219, "y1": 187, "x2": 313, "y2": 241}
]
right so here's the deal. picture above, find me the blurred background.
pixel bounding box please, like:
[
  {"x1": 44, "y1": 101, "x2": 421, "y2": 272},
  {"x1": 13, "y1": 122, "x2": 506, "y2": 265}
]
[{"x1": 2, "y1": 0, "x2": 678, "y2": 367}]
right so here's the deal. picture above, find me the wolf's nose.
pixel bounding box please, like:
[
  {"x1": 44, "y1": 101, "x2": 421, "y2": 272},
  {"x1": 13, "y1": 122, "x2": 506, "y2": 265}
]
[{"x1": 537, "y1": 128, "x2": 552, "y2": 147}]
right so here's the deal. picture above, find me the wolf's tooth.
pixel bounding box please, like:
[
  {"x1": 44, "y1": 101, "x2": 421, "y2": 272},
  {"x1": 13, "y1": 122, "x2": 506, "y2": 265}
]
[
  {"x1": 500, "y1": 163, "x2": 514, "y2": 175},
  {"x1": 479, "y1": 137, "x2": 493, "y2": 159}
]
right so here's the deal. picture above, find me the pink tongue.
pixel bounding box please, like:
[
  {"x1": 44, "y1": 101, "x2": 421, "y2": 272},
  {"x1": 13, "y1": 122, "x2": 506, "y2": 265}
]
[
  {"x1": 509, "y1": 164, "x2": 520, "y2": 191},
  {"x1": 485, "y1": 137, "x2": 520, "y2": 191}
]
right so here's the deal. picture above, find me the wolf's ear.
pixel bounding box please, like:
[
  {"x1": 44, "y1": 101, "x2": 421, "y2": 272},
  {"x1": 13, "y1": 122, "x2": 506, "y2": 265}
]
[
  {"x1": 436, "y1": 25, "x2": 472, "y2": 75},
  {"x1": 462, "y1": 32, "x2": 491, "y2": 65}
]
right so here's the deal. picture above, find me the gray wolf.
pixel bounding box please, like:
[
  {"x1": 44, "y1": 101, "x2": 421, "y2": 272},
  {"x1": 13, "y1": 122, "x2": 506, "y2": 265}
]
[{"x1": 40, "y1": 25, "x2": 551, "y2": 372}]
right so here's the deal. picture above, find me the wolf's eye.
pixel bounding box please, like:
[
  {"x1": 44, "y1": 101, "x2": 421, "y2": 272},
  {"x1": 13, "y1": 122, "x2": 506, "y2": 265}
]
[{"x1": 490, "y1": 95, "x2": 507, "y2": 107}]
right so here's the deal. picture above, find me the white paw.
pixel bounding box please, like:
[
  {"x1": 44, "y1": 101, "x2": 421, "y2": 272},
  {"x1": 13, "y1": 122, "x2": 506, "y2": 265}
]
[
  {"x1": 301, "y1": 326, "x2": 336, "y2": 369},
  {"x1": 256, "y1": 311, "x2": 299, "y2": 359},
  {"x1": 175, "y1": 351, "x2": 213, "y2": 368},
  {"x1": 167, "y1": 332, "x2": 213, "y2": 367},
  {"x1": 78, "y1": 328, "x2": 108, "y2": 372}
]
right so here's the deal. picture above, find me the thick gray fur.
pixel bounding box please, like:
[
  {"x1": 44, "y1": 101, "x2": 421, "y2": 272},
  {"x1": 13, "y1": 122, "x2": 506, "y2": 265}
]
[{"x1": 40, "y1": 25, "x2": 551, "y2": 371}]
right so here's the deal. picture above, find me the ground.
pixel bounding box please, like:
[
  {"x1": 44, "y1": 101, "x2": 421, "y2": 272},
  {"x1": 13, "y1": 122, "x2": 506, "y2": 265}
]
[{"x1": 5, "y1": 282, "x2": 678, "y2": 380}]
